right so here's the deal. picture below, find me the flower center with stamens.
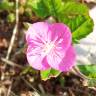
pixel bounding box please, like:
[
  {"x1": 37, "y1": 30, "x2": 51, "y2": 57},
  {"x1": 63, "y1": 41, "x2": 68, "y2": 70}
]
[{"x1": 43, "y1": 42, "x2": 55, "y2": 55}]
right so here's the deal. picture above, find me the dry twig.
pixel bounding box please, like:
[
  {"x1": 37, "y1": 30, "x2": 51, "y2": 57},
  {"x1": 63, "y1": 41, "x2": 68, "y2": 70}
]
[
  {"x1": 6, "y1": 0, "x2": 19, "y2": 60},
  {"x1": 1, "y1": 57, "x2": 24, "y2": 68},
  {"x1": 6, "y1": 80, "x2": 13, "y2": 96},
  {"x1": 38, "y1": 84, "x2": 45, "y2": 94},
  {"x1": 21, "y1": 76, "x2": 40, "y2": 94}
]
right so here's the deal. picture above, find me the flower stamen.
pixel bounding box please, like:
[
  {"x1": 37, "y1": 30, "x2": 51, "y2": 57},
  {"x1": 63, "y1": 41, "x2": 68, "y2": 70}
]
[{"x1": 43, "y1": 42, "x2": 55, "y2": 55}]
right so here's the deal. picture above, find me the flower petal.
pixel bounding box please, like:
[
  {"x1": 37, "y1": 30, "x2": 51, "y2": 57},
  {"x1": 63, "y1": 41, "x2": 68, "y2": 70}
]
[
  {"x1": 27, "y1": 45, "x2": 50, "y2": 70},
  {"x1": 26, "y1": 22, "x2": 51, "y2": 45},
  {"x1": 60, "y1": 46, "x2": 76, "y2": 71},
  {"x1": 26, "y1": 22, "x2": 51, "y2": 70},
  {"x1": 47, "y1": 46, "x2": 76, "y2": 71},
  {"x1": 50, "y1": 23, "x2": 72, "y2": 51},
  {"x1": 59, "y1": 46, "x2": 76, "y2": 71},
  {"x1": 47, "y1": 46, "x2": 65, "y2": 70}
]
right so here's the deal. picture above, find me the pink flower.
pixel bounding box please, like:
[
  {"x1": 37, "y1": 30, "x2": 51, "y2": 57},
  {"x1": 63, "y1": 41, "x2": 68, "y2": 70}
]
[{"x1": 26, "y1": 22, "x2": 76, "y2": 72}]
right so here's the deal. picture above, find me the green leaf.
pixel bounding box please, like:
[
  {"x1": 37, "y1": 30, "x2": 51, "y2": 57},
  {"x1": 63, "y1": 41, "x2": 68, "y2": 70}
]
[
  {"x1": 78, "y1": 65, "x2": 96, "y2": 87},
  {"x1": 60, "y1": 15, "x2": 94, "y2": 41},
  {"x1": 58, "y1": 2, "x2": 93, "y2": 41},
  {"x1": 78, "y1": 65, "x2": 96, "y2": 78},
  {"x1": 25, "y1": 0, "x2": 89, "y2": 22},
  {"x1": 62, "y1": 0, "x2": 76, "y2": 2},
  {"x1": 26, "y1": 0, "x2": 63, "y2": 19},
  {"x1": 43, "y1": 0, "x2": 63, "y2": 18},
  {"x1": 40, "y1": 68, "x2": 61, "y2": 80},
  {"x1": 72, "y1": 16, "x2": 94, "y2": 40},
  {"x1": 26, "y1": 0, "x2": 49, "y2": 18},
  {"x1": 62, "y1": 2, "x2": 89, "y2": 16}
]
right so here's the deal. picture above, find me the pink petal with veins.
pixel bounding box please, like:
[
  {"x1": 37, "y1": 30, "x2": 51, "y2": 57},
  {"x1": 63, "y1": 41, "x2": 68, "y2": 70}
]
[{"x1": 26, "y1": 22, "x2": 76, "y2": 71}]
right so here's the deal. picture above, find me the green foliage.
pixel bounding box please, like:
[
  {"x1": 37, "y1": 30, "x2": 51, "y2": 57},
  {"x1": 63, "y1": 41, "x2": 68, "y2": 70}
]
[
  {"x1": 0, "y1": 1, "x2": 14, "y2": 11},
  {"x1": 78, "y1": 65, "x2": 96, "y2": 78},
  {"x1": 58, "y1": 2, "x2": 94, "y2": 41},
  {"x1": 72, "y1": 16, "x2": 93, "y2": 40},
  {"x1": 62, "y1": 0, "x2": 76, "y2": 2},
  {"x1": 26, "y1": 0, "x2": 49, "y2": 18},
  {"x1": 60, "y1": 15, "x2": 93, "y2": 40},
  {"x1": 40, "y1": 68, "x2": 61, "y2": 80},
  {"x1": 7, "y1": 13, "x2": 15, "y2": 23},
  {"x1": 43, "y1": 0, "x2": 63, "y2": 18},
  {"x1": 26, "y1": 0, "x2": 64, "y2": 18},
  {"x1": 62, "y1": 2, "x2": 89, "y2": 15},
  {"x1": 88, "y1": 78, "x2": 96, "y2": 87},
  {"x1": 25, "y1": 0, "x2": 94, "y2": 41},
  {"x1": 24, "y1": 8, "x2": 33, "y2": 17},
  {"x1": 78, "y1": 65, "x2": 96, "y2": 87}
]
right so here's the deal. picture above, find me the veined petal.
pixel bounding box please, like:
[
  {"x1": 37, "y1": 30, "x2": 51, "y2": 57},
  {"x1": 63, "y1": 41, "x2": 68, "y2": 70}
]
[
  {"x1": 58, "y1": 46, "x2": 76, "y2": 71},
  {"x1": 26, "y1": 22, "x2": 51, "y2": 70},
  {"x1": 50, "y1": 23, "x2": 72, "y2": 51},
  {"x1": 26, "y1": 22, "x2": 51, "y2": 45},
  {"x1": 26, "y1": 22, "x2": 75, "y2": 71},
  {"x1": 27, "y1": 45, "x2": 50, "y2": 70},
  {"x1": 47, "y1": 47, "x2": 65, "y2": 70},
  {"x1": 47, "y1": 46, "x2": 76, "y2": 71}
]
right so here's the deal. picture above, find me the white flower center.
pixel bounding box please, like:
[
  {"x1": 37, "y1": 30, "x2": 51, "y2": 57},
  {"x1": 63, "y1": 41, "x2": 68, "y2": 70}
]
[{"x1": 43, "y1": 42, "x2": 55, "y2": 55}]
